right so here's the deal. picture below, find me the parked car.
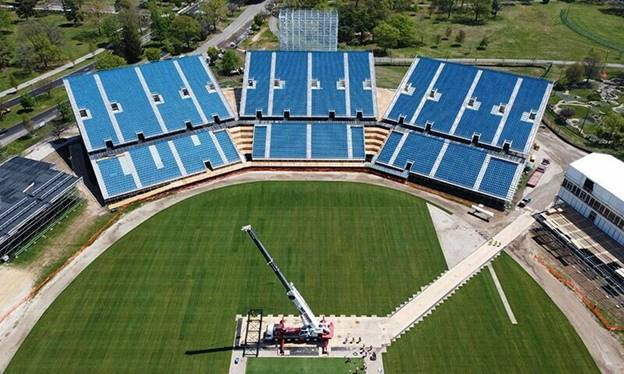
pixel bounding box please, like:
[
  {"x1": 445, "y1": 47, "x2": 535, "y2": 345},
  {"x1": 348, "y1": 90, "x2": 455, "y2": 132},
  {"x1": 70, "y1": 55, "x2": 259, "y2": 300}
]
[{"x1": 518, "y1": 197, "x2": 532, "y2": 207}]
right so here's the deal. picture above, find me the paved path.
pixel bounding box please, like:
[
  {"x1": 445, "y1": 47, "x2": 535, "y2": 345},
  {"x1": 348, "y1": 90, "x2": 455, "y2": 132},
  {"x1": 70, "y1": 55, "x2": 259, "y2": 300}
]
[
  {"x1": 195, "y1": 0, "x2": 269, "y2": 52},
  {"x1": 375, "y1": 57, "x2": 624, "y2": 69},
  {"x1": 385, "y1": 212, "x2": 535, "y2": 339}
]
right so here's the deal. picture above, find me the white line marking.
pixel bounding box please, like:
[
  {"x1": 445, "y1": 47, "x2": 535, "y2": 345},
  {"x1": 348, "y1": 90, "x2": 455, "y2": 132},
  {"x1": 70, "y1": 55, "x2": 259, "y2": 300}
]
[
  {"x1": 524, "y1": 82, "x2": 553, "y2": 154},
  {"x1": 173, "y1": 60, "x2": 208, "y2": 124},
  {"x1": 368, "y1": 52, "x2": 378, "y2": 119},
  {"x1": 492, "y1": 78, "x2": 523, "y2": 146},
  {"x1": 209, "y1": 131, "x2": 228, "y2": 164},
  {"x1": 449, "y1": 70, "x2": 482, "y2": 135},
  {"x1": 63, "y1": 79, "x2": 94, "y2": 151},
  {"x1": 135, "y1": 67, "x2": 168, "y2": 133},
  {"x1": 148, "y1": 145, "x2": 164, "y2": 169},
  {"x1": 265, "y1": 124, "x2": 272, "y2": 158},
  {"x1": 168, "y1": 141, "x2": 187, "y2": 175},
  {"x1": 93, "y1": 74, "x2": 125, "y2": 143},
  {"x1": 199, "y1": 55, "x2": 236, "y2": 119},
  {"x1": 344, "y1": 53, "x2": 351, "y2": 117},
  {"x1": 473, "y1": 154, "x2": 491, "y2": 190},
  {"x1": 388, "y1": 132, "x2": 408, "y2": 165},
  {"x1": 268, "y1": 52, "x2": 277, "y2": 116},
  {"x1": 429, "y1": 141, "x2": 449, "y2": 177},
  {"x1": 347, "y1": 125, "x2": 353, "y2": 159},
  {"x1": 488, "y1": 263, "x2": 518, "y2": 324},
  {"x1": 306, "y1": 123, "x2": 312, "y2": 159},
  {"x1": 307, "y1": 52, "x2": 313, "y2": 117},
  {"x1": 409, "y1": 62, "x2": 445, "y2": 126},
  {"x1": 384, "y1": 58, "x2": 419, "y2": 120},
  {"x1": 240, "y1": 51, "x2": 251, "y2": 117}
]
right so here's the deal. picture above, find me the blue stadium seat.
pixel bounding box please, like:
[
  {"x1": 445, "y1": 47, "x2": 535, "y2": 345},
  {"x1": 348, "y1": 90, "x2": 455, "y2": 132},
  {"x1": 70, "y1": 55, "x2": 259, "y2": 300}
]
[
  {"x1": 311, "y1": 52, "x2": 347, "y2": 117},
  {"x1": 350, "y1": 126, "x2": 365, "y2": 159},
  {"x1": 171, "y1": 131, "x2": 225, "y2": 174},
  {"x1": 273, "y1": 52, "x2": 308, "y2": 116},
  {"x1": 129, "y1": 142, "x2": 182, "y2": 187},
  {"x1": 93, "y1": 156, "x2": 138, "y2": 198},
  {"x1": 348, "y1": 52, "x2": 375, "y2": 118},
  {"x1": 213, "y1": 130, "x2": 241, "y2": 163},
  {"x1": 392, "y1": 132, "x2": 445, "y2": 175},
  {"x1": 311, "y1": 124, "x2": 348, "y2": 159},
  {"x1": 138, "y1": 59, "x2": 203, "y2": 132},
  {"x1": 252, "y1": 126, "x2": 267, "y2": 159},
  {"x1": 176, "y1": 56, "x2": 233, "y2": 121},
  {"x1": 269, "y1": 124, "x2": 307, "y2": 159},
  {"x1": 478, "y1": 157, "x2": 519, "y2": 199},
  {"x1": 376, "y1": 131, "x2": 403, "y2": 164},
  {"x1": 244, "y1": 51, "x2": 272, "y2": 117},
  {"x1": 434, "y1": 143, "x2": 487, "y2": 188}
]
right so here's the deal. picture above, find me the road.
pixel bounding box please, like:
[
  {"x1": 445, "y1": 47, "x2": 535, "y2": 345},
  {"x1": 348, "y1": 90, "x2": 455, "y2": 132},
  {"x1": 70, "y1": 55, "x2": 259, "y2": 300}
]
[
  {"x1": 194, "y1": 0, "x2": 270, "y2": 53},
  {"x1": 375, "y1": 57, "x2": 624, "y2": 69}
]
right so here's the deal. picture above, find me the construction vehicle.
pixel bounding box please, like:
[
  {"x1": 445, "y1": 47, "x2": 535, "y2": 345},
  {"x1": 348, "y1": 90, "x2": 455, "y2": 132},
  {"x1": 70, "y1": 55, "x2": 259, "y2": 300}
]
[{"x1": 241, "y1": 225, "x2": 334, "y2": 354}]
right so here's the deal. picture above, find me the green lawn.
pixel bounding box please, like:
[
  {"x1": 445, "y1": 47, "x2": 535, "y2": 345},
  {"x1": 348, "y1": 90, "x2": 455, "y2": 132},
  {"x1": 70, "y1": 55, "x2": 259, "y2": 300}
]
[
  {"x1": 384, "y1": 2, "x2": 620, "y2": 61},
  {"x1": 0, "y1": 87, "x2": 68, "y2": 129},
  {"x1": 246, "y1": 358, "x2": 363, "y2": 374},
  {"x1": 7, "y1": 182, "x2": 447, "y2": 373},
  {"x1": 566, "y1": 5, "x2": 624, "y2": 51},
  {"x1": 383, "y1": 253, "x2": 598, "y2": 373},
  {"x1": 375, "y1": 65, "x2": 409, "y2": 89}
]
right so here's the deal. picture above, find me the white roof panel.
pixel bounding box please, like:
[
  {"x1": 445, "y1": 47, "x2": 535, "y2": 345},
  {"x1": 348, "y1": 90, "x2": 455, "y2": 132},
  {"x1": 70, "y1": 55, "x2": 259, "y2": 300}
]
[{"x1": 570, "y1": 153, "x2": 624, "y2": 201}]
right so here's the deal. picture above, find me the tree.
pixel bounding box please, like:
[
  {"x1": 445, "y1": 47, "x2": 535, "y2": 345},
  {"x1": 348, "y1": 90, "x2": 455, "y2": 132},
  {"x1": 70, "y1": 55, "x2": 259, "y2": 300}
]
[
  {"x1": 599, "y1": 114, "x2": 624, "y2": 149},
  {"x1": 477, "y1": 36, "x2": 489, "y2": 50},
  {"x1": 84, "y1": 0, "x2": 109, "y2": 35},
  {"x1": 171, "y1": 15, "x2": 200, "y2": 49},
  {"x1": 432, "y1": 0, "x2": 454, "y2": 18},
  {"x1": 0, "y1": 9, "x2": 11, "y2": 31},
  {"x1": 101, "y1": 15, "x2": 120, "y2": 40},
  {"x1": 373, "y1": 21, "x2": 400, "y2": 51},
  {"x1": 491, "y1": 0, "x2": 500, "y2": 18},
  {"x1": 16, "y1": 0, "x2": 38, "y2": 19},
  {"x1": 559, "y1": 107, "x2": 575, "y2": 119},
  {"x1": 149, "y1": 3, "x2": 170, "y2": 41},
  {"x1": 455, "y1": 29, "x2": 466, "y2": 44},
  {"x1": 469, "y1": 0, "x2": 491, "y2": 23},
  {"x1": 582, "y1": 51, "x2": 602, "y2": 81},
  {"x1": 144, "y1": 47, "x2": 161, "y2": 61},
  {"x1": 0, "y1": 39, "x2": 12, "y2": 70},
  {"x1": 444, "y1": 27, "x2": 452, "y2": 40},
  {"x1": 207, "y1": 46, "x2": 220, "y2": 65},
  {"x1": 57, "y1": 100, "x2": 73, "y2": 123},
  {"x1": 96, "y1": 52, "x2": 126, "y2": 69},
  {"x1": 201, "y1": 0, "x2": 228, "y2": 31},
  {"x1": 387, "y1": 14, "x2": 419, "y2": 47},
  {"x1": 62, "y1": 0, "x2": 85, "y2": 25},
  {"x1": 219, "y1": 50, "x2": 241, "y2": 75},
  {"x1": 252, "y1": 13, "x2": 263, "y2": 30},
  {"x1": 20, "y1": 93, "x2": 36, "y2": 111},
  {"x1": 117, "y1": 0, "x2": 143, "y2": 63},
  {"x1": 564, "y1": 62, "x2": 584, "y2": 85},
  {"x1": 16, "y1": 20, "x2": 65, "y2": 70}
]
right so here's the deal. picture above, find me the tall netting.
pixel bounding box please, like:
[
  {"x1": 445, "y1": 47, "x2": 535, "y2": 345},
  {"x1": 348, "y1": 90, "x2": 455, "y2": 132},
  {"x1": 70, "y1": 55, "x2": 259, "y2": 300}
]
[{"x1": 278, "y1": 8, "x2": 338, "y2": 51}]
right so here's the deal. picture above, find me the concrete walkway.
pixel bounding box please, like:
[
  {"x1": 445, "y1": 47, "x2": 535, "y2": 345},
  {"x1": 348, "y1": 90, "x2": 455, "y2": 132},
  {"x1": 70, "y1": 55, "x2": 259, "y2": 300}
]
[{"x1": 385, "y1": 212, "x2": 535, "y2": 339}]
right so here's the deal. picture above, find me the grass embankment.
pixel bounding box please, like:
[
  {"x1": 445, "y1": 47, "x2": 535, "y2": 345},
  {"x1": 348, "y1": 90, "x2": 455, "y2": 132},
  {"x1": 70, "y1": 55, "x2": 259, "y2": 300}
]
[
  {"x1": 7, "y1": 182, "x2": 446, "y2": 373},
  {"x1": 383, "y1": 253, "x2": 598, "y2": 373}
]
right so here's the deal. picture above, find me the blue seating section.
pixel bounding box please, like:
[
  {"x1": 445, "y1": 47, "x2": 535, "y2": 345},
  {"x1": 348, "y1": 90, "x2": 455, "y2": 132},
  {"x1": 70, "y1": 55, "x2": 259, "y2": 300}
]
[
  {"x1": 252, "y1": 123, "x2": 365, "y2": 161},
  {"x1": 478, "y1": 157, "x2": 519, "y2": 199},
  {"x1": 350, "y1": 127, "x2": 365, "y2": 159},
  {"x1": 312, "y1": 124, "x2": 348, "y2": 159},
  {"x1": 65, "y1": 55, "x2": 234, "y2": 153},
  {"x1": 384, "y1": 57, "x2": 551, "y2": 153},
  {"x1": 91, "y1": 129, "x2": 241, "y2": 199},
  {"x1": 240, "y1": 51, "x2": 376, "y2": 119},
  {"x1": 375, "y1": 130, "x2": 522, "y2": 202}
]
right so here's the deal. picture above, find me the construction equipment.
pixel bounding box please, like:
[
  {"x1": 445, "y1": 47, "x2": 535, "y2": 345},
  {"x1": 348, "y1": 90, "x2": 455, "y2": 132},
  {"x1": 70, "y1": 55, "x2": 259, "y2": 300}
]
[{"x1": 241, "y1": 225, "x2": 334, "y2": 354}]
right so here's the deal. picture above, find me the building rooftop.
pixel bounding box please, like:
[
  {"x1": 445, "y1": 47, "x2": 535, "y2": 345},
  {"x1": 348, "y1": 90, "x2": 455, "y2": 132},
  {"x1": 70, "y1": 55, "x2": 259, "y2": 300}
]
[{"x1": 570, "y1": 153, "x2": 624, "y2": 202}]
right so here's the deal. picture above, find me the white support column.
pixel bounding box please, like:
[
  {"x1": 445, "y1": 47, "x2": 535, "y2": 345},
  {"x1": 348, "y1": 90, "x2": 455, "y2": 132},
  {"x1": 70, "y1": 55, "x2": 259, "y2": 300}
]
[
  {"x1": 492, "y1": 78, "x2": 523, "y2": 146},
  {"x1": 306, "y1": 123, "x2": 312, "y2": 159},
  {"x1": 473, "y1": 154, "x2": 492, "y2": 190},
  {"x1": 64, "y1": 79, "x2": 93, "y2": 151},
  {"x1": 267, "y1": 52, "x2": 277, "y2": 117},
  {"x1": 135, "y1": 67, "x2": 168, "y2": 133},
  {"x1": 449, "y1": 70, "x2": 483, "y2": 135},
  {"x1": 307, "y1": 52, "x2": 313, "y2": 117},
  {"x1": 388, "y1": 131, "x2": 408, "y2": 166},
  {"x1": 168, "y1": 141, "x2": 188, "y2": 176},
  {"x1": 209, "y1": 131, "x2": 228, "y2": 164},
  {"x1": 368, "y1": 52, "x2": 378, "y2": 119},
  {"x1": 409, "y1": 63, "x2": 445, "y2": 127},
  {"x1": 265, "y1": 124, "x2": 272, "y2": 159},
  {"x1": 173, "y1": 60, "x2": 208, "y2": 124},
  {"x1": 240, "y1": 51, "x2": 251, "y2": 117},
  {"x1": 384, "y1": 58, "x2": 419, "y2": 120},
  {"x1": 429, "y1": 141, "x2": 449, "y2": 177},
  {"x1": 93, "y1": 74, "x2": 125, "y2": 143},
  {"x1": 347, "y1": 125, "x2": 353, "y2": 159},
  {"x1": 343, "y1": 53, "x2": 351, "y2": 117}
]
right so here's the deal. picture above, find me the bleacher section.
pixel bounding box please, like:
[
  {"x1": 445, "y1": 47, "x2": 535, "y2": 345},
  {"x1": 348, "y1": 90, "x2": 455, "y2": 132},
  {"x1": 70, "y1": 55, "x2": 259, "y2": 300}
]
[
  {"x1": 64, "y1": 55, "x2": 234, "y2": 153},
  {"x1": 240, "y1": 51, "x2": 376, "y2": 119},
  {"x1": 90, "y1": 129, "x2": 241, "y2": 200},
  {"x1": 374, "y1": 129, "x2": 522, "y2": 202},
  {"x1": 252, "y1": 123, "x2": 366, "y2": 161},
  {"x1": 384, "y1": 57, "x2": 552, "y2": 154}
]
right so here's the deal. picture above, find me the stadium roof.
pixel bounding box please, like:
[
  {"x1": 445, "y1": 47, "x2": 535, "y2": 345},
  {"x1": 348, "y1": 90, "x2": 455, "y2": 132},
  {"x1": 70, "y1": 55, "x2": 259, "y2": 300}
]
[
  {"x1": 570, "y1": 153, "x2": 624, "y2": 202},
  {"x1": 0, "y1": 157, "x2": 80, "y2": 247}
]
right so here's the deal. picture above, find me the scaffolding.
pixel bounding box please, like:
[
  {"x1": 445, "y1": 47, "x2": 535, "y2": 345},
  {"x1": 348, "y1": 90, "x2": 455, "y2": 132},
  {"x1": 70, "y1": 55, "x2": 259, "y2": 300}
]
[{"x1": 278, "y1": 8, "x2": 338, "y2": 51}]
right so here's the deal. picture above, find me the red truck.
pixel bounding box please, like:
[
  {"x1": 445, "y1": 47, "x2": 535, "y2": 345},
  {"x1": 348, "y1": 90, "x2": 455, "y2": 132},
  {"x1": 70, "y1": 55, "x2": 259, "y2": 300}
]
[{"x1": 527, "y1": 159, "x2": 550, "y2": 188}]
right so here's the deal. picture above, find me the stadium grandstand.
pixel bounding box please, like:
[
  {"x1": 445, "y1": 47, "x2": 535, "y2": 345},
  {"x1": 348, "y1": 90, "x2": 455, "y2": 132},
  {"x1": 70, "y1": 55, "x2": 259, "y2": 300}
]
[
  {"x1": 64, "y1": 55, "x2": 241, "y2": 201},
  {"x1": 239, "y1": 51, "x2": 377, "y2": 120},
  {"x1": 384, "y1": 57, "x2": 553, "y2": 155},
  {"x1": 64, "y1": 51, "x2": 552, "y2": 209},
  {"x1": 0, "y1": 157, "x2": 80, "y2": 261}
]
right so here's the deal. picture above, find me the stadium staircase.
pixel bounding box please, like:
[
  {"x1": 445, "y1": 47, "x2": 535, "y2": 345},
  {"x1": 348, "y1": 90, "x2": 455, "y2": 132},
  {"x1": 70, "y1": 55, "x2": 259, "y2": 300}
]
[
  {"x1": 364, "y1": 126, "x2": 390, "y2": 155},
  {"x1": 228, "y1": 125, "x2": 254, "y2": 155}
]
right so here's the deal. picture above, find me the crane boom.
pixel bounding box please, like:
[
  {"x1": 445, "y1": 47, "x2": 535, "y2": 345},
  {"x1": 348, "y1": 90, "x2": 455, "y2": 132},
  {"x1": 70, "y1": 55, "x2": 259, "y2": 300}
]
[{"x1": 241, "y1": 225, "x2": 326, "y2": 337}]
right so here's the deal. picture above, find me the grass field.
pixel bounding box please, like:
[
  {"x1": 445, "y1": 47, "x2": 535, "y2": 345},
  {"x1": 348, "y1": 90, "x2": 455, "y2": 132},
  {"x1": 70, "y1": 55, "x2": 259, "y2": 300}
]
[
  {"x1": 7, "y1": 182, "x2": 446, "y2": 373},
  {"x1": 383, "y1": 253, "x2": 598, "y2": 373},
  {"x1": 246, "y1": 358, "x2": 363, "y2": 374},
  {"x1": 6, "y1": 182, "x2": 597, "y2": 373}
]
